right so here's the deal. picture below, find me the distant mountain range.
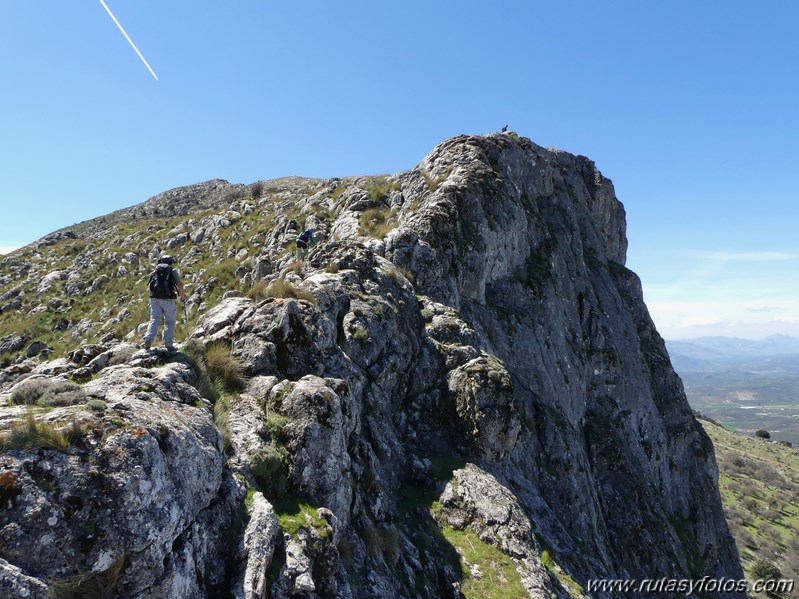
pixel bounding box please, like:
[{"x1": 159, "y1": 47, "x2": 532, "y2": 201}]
[
  {"x1": 667, "y1": 335, "x2": 799, "y2": 446},
  {"x1": 666, "y1": 334, "x2": 799, "y2": 371}
]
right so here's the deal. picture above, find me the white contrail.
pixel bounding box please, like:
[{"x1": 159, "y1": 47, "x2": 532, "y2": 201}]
[{"x1": 98, "y1": 0, "x2": 158, "y2": 80}]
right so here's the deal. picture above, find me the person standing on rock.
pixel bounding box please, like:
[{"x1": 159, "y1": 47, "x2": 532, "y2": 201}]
[{"x1": 143, "y1": 255, "x2": 187, "y2": 353}]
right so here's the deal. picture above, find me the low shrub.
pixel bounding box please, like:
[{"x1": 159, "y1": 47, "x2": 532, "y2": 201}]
[
  {"x1": 386, "y1": 266, "x2": 413, "y2": 287},
  {"x1": 180, "y1": 340, "x2": 243, "y2": 450},
  {"x1": 249, "y1": 443, "x2": 288, "y2": 500},
  {"x1": 85, "y1": 399, "x2": 107, "y2": 413},
  {"x1": 250, "y1": 181, "x2": 264, "y2": 199},
  {"x1": 275, "y1": 497, "x2": 330, "y2": 540},
  {"x1": 363, "y1": 177, "x2": 400, "y2": 202},
  {"x1": 10, "y1": 378, "x2": 55, "y2": 405},
  {"x1": 265, "y1": 409, "x2": 291, "y2": 440},
  {"x1": 10, "y1": 378, "x2": 86, "y2": 407},
  {"x1": 38, "y1": 382, "x2": 86, "y2": 408}
]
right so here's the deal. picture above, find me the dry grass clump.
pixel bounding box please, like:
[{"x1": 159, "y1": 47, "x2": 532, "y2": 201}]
[
  {"x1": 358, "y1": 207, "x2": 397, "y2": 238},
  {"x1": 49, "y1": 554, "x2": 125, "y2": 599},
  {"x1": 180, "y1": 340, "x2": 245, "y2": 452},
  {"x1": 386, "y1": 266, "x2": 414, "y2": 286},
  {"x1": 0, "y1": 410, "x2": 85, "y2": 453},
  {"x1": 205, "y1": 343, "x2": 245, "y2": 392},
  {"x1": 266, "y1": 279, "x2": 317, "y2": 304},
  {"x1": 246, "y1": 278, "x2": 269, "y2": 301}
]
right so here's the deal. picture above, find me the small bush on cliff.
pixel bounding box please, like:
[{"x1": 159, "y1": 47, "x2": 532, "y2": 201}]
[
  {"x1": 351, "y1": 325, "x2": 368, "y2": 342},
  {"x1": 249, "y1": 442, "x2": 288, "y2": 500},
  {"x1": 515, "y1": 240, "x2": 555, "y2": 296}
]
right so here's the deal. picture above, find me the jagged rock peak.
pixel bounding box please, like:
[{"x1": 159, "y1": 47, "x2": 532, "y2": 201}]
[{"x1": 0, "y1": 132, "x2": 743, "y2": 598}]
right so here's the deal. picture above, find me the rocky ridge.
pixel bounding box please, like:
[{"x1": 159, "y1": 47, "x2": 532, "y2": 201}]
[{"x1": 0, "y1": 133, "x2": 743, "y2": 598}]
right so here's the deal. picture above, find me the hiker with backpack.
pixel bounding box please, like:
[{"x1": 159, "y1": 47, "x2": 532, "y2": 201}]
[
  {"x1": 143, "y1": 255, "x2": 186, "y2": 353},
  {"x1": 295, "y1": 229, "x2": 316, "y2": 259}
]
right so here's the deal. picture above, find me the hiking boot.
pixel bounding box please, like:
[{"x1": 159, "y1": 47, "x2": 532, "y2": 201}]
[
  {"x1": 166, "y1": 345, "x2": 177, "y2": 354},
  {"x1": 143, "y1": 340, "x2": 151, "y2": 351}
]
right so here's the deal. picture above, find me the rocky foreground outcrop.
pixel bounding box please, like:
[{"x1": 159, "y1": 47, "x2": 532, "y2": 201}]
[{"x1": 0, "y1": 133, "x2": 742, "y2": 597}]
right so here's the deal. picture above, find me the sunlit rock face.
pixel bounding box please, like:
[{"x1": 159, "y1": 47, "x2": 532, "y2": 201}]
[{"x1": 0, "y1": 133, "x2": 742, "y2": 598}]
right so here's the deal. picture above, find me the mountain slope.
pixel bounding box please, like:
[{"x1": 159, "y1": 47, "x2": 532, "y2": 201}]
[
  {"x1": 0, "y1": 133, "x2": 742, "y2": 598},
  {"x1": 699, "y1": 418, "x2": 799, "y2": 598}
]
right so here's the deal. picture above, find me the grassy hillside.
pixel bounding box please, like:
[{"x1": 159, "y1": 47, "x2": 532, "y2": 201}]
[
  {"x1": 0, "y1": 174, "x2": 405, "y2": 363},
  {"x1": 700, "y1": 418, "x2": 799, "y2": 597}
]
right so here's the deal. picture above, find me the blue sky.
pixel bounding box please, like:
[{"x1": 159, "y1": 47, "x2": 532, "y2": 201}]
[{"x1": 1, "y1": 1, "x2": 798, "y2": 339}]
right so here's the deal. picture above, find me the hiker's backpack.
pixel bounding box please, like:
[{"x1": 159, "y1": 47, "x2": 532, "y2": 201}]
[
  {"x1": 297, "y1": 230, "x2": 313, "y2": 244},
  {"x1": 149, "y1": 263, "x2": 176, "y2": 299}
]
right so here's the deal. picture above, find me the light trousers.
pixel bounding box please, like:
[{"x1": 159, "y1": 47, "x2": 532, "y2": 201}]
[{"x1": 145, "y1": 298, "x2": 177, "y2": 347}]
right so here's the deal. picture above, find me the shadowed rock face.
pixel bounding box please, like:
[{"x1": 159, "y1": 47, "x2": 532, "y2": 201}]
[{"x1": 0, "y1": 133, "x2": 742, "y2": 598}]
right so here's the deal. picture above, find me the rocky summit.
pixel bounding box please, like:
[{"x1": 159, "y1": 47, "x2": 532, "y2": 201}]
[{"x1": 0, "y1": 133, "x2": 743, "y2": 598}]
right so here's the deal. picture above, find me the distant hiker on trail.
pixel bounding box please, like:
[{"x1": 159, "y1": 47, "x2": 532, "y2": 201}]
[
  {"x1": 296, "y1": 229, "x2": 316, "y2": 259},
  {"x1": 143, "y1": 255, "x2": 187, "y2": 353},
  {"x1": 501, "y1": 124, "x2": 508, "y2": 132}
]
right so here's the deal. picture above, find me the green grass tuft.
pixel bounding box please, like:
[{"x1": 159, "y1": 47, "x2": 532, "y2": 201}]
[
  {"x1": 274, "y1": 497, "x2": 331, "y2": 540},
  {"x1": 439, "y1": 522, "x2": 528, "y2": 598},
  {"x1": 358, "y1": 207, "x2": 397, "y2": 238}
]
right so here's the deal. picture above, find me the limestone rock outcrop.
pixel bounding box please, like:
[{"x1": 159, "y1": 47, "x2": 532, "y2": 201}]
[{"x1": 0, "y1": 133, "x2": 742, "y2": 597}]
